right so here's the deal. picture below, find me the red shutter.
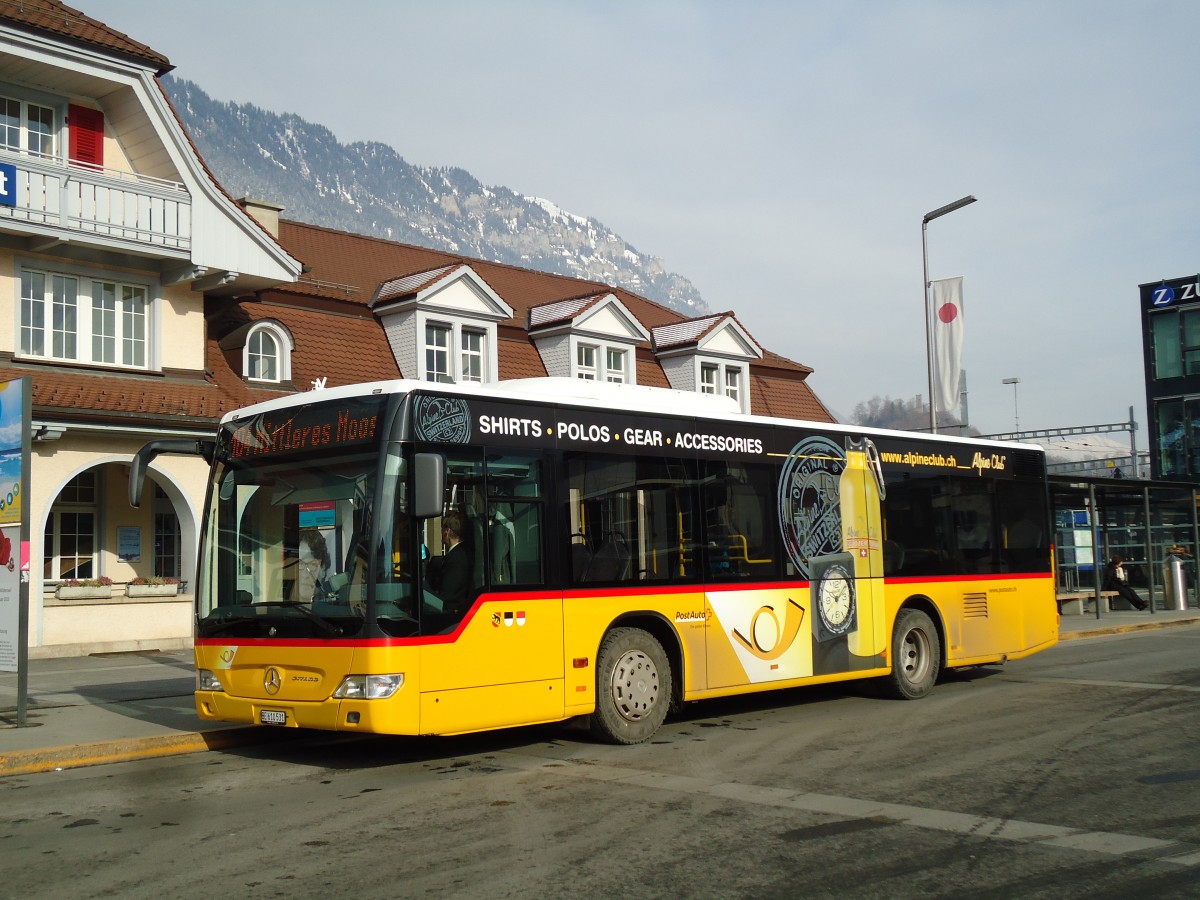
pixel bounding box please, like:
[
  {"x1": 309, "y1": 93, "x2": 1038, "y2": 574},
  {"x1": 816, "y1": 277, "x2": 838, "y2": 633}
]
[{"x1": 68, "y1": 104, "x2": 104, "y2": 168}]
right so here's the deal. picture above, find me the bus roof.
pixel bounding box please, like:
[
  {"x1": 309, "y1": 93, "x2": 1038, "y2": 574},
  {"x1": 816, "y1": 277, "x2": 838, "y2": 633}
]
[{"x1": 220, "y1": 377, "x2": 1044, "y2": 453}]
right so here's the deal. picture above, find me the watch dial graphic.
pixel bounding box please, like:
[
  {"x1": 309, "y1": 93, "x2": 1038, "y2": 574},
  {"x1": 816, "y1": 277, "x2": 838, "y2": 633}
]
[
  {"x1": 810, "y1": 552, "x2": 857, "y2": 642},
  {"x1": 818, "y1": 565, "x2": 853, "y2": 633}
]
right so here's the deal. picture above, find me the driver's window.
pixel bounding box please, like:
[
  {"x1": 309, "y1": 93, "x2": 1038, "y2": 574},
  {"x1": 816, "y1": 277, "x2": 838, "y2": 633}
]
[{"x1": 423, "y1": 451, "x2": 485, "y2": 619}]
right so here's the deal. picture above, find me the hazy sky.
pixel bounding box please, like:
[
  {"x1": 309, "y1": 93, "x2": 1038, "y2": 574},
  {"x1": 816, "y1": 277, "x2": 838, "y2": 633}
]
[{"x1": 93, "y1": 1, "x2": 1200, "y2": 443}]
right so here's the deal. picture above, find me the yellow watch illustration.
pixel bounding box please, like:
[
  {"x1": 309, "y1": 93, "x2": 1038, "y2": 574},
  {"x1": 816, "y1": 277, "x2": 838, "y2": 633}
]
[
  {"x1": 810, "y1": 552, "x2": 857, "y2": 642},
  {"x1": 819, "y1": 564, "x2": 853, "y2": 632}
]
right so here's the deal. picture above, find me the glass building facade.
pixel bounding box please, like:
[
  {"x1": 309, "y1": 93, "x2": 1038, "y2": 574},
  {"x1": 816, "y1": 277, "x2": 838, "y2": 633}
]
[
  {"x1": 1140, "y1": 275, "x2": 1200, "y2": 481},
  {"x1": 1050, "y1": 475, "x2": 1198, "y2": 609}
]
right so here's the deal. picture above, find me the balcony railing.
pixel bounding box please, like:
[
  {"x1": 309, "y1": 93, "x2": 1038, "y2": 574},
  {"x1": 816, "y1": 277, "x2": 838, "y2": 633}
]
[{"x1": 0, "y1": 150, "x2": 191, "y2": 252}]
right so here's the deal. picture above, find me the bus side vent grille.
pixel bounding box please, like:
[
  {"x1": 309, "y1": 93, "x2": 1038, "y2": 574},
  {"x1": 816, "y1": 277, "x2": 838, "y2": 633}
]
[
  {"x1": 963, "y1": 593, "x2": 989, "y2": 618},
  {"x1": 1011, "y1": 450, "x2": 1044, "y2": 477}
]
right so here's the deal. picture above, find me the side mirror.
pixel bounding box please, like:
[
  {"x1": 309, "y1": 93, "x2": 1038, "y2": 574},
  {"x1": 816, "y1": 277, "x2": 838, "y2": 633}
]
[
  {"x1": 129, "y1": 439, "x2": 214, "y2": 507},
  {"x1": 413, "y1": 452, "x2": 445, "y2": 519}
]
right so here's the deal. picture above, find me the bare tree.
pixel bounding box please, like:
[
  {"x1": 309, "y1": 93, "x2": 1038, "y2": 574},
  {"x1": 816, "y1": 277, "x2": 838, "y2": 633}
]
[{"x1": 850, "y1": 395, "x2": 976, "y2": 435}]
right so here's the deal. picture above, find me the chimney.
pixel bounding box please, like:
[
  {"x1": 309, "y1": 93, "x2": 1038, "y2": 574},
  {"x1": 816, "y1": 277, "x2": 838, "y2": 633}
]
[{"x1": 237, "y1": 197, "x2": 284, "y2": 237}]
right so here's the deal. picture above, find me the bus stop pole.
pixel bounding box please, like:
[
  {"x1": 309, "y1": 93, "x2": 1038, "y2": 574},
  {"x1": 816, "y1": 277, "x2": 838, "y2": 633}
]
[
  {"x1": 1090, "y1": 483, "x2": 1102, "y2": 620},
  {"x1": 1143, "y1": 486, "x2": 1155, "y2": 614}
]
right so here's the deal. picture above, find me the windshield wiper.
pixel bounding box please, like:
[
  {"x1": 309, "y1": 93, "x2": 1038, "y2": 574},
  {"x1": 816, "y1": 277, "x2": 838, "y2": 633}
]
[
  {"x1": 253, "y1": 601, "x2": 347, "y2": 637},
  {"x1": 199, "y1": 615, "x2": 261, "y2": 637}
]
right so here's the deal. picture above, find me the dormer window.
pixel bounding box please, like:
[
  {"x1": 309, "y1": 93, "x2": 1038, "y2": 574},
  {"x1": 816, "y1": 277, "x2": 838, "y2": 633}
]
[
  {"x1": 701, "y1": 362, "x2": 743, "y2": 405},
  {"x1": 573, "y1": 339, "x2": 630, "y2": 382},
  {"x1": 244, "y1": 321, "x2": 292, "y2": 383},
  {"x1": 653, "y1": 313, "x2": 763, "y2": 414},
  {"x1": 530, "y1": 294, "x2": 648, "y2": 385},
  {"x1": 248, "y1": 329, "x2": 279, "y2": 381},
  {"x1": 220, "y1": 319, "x2": 294, "y2": 385},
  {"x1": 372, "y1": 265, "x2": 511, "y2": 385},
  {"x1": 424, "y1": 321, "x2": 488, "y2": 383}
]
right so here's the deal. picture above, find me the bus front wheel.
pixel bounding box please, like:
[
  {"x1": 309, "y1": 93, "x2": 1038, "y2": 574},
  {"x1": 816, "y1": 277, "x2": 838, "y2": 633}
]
[
  {"x1": 591, "y1": 627, "x2": 672, "y2": 744},
  {"x1": 881, "y1": 609, "x2": 940, "y2": 700}
]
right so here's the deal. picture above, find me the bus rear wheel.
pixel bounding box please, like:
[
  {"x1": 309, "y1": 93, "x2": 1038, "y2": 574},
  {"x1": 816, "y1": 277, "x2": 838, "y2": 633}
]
[
  {"x1": 590, "y1": 627, "x2": 672, "y2": 744},
  {"x1": 881, "y1": 608, "x2": 940, "y2": 700}
]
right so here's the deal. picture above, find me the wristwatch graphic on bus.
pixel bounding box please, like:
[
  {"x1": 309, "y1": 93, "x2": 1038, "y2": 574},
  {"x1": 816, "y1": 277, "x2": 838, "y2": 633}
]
[{"x1": 810, "y1": 553, "x2": 857, "y2": 641}]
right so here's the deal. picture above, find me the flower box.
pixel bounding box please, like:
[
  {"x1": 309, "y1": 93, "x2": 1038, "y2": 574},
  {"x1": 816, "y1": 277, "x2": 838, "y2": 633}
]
[
  {"x1": 125, "y1": 583, "x2": 180, "y2": 598},
  {"x1": 56, "y1": 586, "x2": 112, "y2": 600}
]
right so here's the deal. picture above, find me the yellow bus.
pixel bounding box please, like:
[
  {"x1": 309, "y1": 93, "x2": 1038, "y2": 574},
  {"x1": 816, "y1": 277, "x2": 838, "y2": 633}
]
[{"x1": 131, "y1": 378, "x2": 1057, "y2": 744}]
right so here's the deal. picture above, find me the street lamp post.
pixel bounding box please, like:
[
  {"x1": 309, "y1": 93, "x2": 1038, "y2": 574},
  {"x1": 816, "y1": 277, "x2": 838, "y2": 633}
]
[
  {"x1": 923, "y1": 195, "x2": 977, "y2": 434},
  {"x1": 1003, "y1": 376, "x2": 1021, "y2": 432}
]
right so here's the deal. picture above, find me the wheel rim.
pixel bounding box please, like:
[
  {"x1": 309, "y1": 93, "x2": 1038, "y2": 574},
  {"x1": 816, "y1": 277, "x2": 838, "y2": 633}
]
[
  {"x1": 899, "y1": 625, "x2": 932, "y2": 684},
  {"x1": 608, "y1": 648, "x2": 660, "y2": 722}
]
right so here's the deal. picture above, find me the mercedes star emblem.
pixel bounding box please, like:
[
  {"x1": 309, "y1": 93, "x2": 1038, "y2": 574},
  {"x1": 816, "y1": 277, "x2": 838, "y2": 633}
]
[{"x1": 264, "y1": 666, "x2": 282, "y2": 695}]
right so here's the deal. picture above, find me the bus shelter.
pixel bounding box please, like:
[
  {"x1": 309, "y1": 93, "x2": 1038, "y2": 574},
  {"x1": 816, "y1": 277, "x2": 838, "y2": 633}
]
[{"x1": 1049, "y1": 475, "x2": 1199, "y2": 610}]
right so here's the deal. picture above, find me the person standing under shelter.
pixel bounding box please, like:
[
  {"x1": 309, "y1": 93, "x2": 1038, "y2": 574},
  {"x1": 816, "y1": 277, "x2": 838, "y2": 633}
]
[{"x1": 1103, "y1": 555, "x2": 1147, "y2": 610}]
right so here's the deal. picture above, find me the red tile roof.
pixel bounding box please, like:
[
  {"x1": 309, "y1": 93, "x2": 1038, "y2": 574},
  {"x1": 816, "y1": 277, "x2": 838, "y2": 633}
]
[
  {"x1": 11, "y1": 216, "x2": 831, "y2": 430},
  {"x1": 0, "y1": 0, "x2": 171, "y2": 72}
]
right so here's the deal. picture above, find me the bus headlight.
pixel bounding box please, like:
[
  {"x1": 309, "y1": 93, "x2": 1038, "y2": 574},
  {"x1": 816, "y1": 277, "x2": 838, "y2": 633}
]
[
  {"x1": 333, "y1": 674, "x2": 404, "y2": 700},
  {"x1": 197, "y1": 669, "x2": 224, "y2": 692}
]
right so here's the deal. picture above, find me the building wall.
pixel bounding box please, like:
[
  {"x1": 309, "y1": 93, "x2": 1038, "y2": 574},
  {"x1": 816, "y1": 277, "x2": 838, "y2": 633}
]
[
  {"x1": 533, "y1": 333, "x2": 570, "y2": 378},
  {"x1": 28, "y1": 432, "x2": 210, "y2": 656},
  {"x1": 660, "y1": 354, "x2": 695, "y2": 392}
]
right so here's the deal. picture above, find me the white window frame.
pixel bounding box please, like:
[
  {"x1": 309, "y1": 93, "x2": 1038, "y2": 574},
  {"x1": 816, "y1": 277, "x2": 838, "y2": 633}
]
[
  {"x1": 605, "y1": 348, "x2": 627, "y2": 384},
  {"x1": 569, "y1": 336, "x2": 634, "y2": 384},
  {"x1": 460, "y1": 327, "x2": 486, "y2": 383},
  {"x1": 45, "y1": 471, "x2": 99, "y2": 582},
  {"x1": 697, "y1": 359, "x2": 748, "y2": 412},
  {"x1": 242, "y1": 322, "x2": 292, "y2": 383},
  {"x1": 0, "y1": 89, "x2": 58, "y2": 160},
  {"x1": 16, "y1": 262, "x2": 157, "y2": 371},
  {"x1": 91, "y1": 281, "x2": 148, "y2": 368},
  {"x1": 424, "y1": 321, "x2": 453, "y2": 383},
  {"x1": 576, "y1": 343, "x2": 598, "y2": 381},
  {"x1": 418, "y1": 315, "x2": 497, "y2": 384}
]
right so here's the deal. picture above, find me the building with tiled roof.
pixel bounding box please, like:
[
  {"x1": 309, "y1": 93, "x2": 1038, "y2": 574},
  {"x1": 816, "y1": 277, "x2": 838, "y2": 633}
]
[
  {"x1": 1, "y1": 2, "x2": 833, "y2": 658},
  {"x1": 0, "y1": 1, "x2": 300, "y2": 657}
]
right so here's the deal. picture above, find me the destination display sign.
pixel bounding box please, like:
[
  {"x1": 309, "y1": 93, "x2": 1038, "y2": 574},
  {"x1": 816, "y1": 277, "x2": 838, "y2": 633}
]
[{"x1": 223, "y1": 396, "x2": 389, "y2": 461}]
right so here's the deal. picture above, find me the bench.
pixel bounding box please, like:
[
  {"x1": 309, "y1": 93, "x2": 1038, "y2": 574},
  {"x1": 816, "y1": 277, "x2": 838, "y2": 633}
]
[{"x1": 1056, "y1": 591, "x2": 1119, "y2": 615}]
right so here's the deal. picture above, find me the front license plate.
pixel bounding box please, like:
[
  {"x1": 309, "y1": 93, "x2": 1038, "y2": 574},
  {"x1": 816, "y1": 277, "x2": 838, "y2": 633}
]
[{"x1": 260, "y1": 709, "x2": 287, "y2": 725}]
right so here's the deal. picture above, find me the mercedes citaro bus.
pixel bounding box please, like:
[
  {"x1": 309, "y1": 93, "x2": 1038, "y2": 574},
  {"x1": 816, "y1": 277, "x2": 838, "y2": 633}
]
[{"x1": 130, "y1": 377, "x2": 1057, "y2": 743}]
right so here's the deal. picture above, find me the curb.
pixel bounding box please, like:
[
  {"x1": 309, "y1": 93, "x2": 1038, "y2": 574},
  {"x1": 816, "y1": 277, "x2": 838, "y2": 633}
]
[
  {"x1": 0, "y1": 726, "x2": 279, "y2": 777},
  {"x1": 1058, "y1": 616, "x2": 1200, "y2": 642}
]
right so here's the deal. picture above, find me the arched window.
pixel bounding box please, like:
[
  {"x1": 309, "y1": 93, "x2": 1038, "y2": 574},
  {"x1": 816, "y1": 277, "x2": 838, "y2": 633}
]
[
  {"x1": 248, "y1": 329, "x2": 278, "y2": 381},
  {"x1": 241, "y1": 322, "x2": 292, "y2": 383}
]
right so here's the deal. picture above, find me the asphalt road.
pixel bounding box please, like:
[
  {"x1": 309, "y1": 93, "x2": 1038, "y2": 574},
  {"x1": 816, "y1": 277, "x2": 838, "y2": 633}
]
[{"x1": 2, "y1": 625, "x2": 1199, "y2": 899}]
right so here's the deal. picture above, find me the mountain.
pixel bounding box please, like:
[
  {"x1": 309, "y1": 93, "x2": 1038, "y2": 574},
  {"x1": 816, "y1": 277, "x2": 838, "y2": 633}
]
[{"x1": 163, "y1": 77, "x2": 708, "y2": 315}]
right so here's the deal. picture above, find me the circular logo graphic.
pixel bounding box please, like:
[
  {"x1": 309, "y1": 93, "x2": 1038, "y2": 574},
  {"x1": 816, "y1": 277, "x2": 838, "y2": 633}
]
[
  {"x1": 777, "y1": 436, "x2": 845, "y2": 579},
  {"x1": 413, "y1": 396, "x2": 471, "y2": 444}
]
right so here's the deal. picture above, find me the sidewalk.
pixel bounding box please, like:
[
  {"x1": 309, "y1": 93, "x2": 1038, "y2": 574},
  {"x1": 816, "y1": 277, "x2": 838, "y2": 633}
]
[{"x1": 4, "y1": 609, "x2": 1200, "y2": 777}]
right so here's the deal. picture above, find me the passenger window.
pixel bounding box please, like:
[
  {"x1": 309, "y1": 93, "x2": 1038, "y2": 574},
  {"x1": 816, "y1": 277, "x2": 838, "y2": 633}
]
[
  {"x1": 565, "y1": 453, "x2": 699, "y2": 585},
  {"x1": 703, "y1": 461, "x2": 780, "y2": 580},
  {"x1": 485, "y1": 453, "x2": 544, "y2": 587}
]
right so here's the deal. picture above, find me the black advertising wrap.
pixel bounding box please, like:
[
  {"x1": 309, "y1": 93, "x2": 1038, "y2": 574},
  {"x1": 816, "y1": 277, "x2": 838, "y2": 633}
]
[
  {"x1": 409, "y1": 390, "x2": 1026, "y2": 480},
  {"x1": 411, "y1": 393, "x2": 770, "y2": 460}
]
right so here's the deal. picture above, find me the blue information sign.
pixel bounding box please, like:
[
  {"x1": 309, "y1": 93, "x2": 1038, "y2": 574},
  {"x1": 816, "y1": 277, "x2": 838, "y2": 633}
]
[{"x1": 0, "y1": 162, "x2": 15, "y2": 208}]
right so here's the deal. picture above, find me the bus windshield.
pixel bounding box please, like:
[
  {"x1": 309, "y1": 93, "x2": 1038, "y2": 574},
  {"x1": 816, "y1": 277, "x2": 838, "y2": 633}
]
[
  {"x1": 196, "y1": 394, "x2": 413, "y2": 639},
  {"x1": 198, "y1": 451, "x2": 383, "y2": 638}
]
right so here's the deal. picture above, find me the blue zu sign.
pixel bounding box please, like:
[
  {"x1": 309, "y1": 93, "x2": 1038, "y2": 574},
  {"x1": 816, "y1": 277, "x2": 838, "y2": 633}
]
[{"x1": 0, "y1": 163, "x2": 15, "y2": 207}]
